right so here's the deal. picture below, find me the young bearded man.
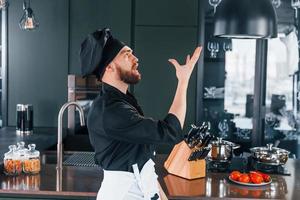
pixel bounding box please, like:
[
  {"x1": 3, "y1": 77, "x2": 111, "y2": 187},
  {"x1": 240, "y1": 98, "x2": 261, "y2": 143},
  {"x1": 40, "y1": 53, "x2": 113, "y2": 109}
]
[{"x1": 80, "y1": 28, "x2": 202, "y2": 200}]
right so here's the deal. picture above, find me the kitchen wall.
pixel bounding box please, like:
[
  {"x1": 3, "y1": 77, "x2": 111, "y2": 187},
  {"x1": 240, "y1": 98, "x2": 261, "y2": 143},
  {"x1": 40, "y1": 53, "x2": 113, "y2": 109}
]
[
  {"x1": 8, "y1": 0, "x2": 69, "y2": 127},
  {"x1": 133, "y1": 0, "x2": 199, "y2": 152},
  {"x1": 68, "y1": 0, "x2": 199, "y2": 139},
  {"x1": 68, "y1": 0, "x2": 132, "y2": 74},
  {"x1": 6, "y1": 0, "x2": 294, "y2": 134},
  {"x1": 6, "y1": 0, "x2": 200, "y2": 135},
  {"x1": 7, "y1": 0, "x2": 131, "y2": 127},
  {"x1": 133, "y1": 0, "x2": 198, "y2": 128}
]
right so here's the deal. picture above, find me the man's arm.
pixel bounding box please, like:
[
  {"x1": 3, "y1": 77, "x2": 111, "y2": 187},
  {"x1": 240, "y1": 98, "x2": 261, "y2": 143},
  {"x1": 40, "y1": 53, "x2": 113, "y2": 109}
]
[
  {"x1": 101, "y1": 102, "x2": 183, "y2": 144},
  {"x1": 168, "y1": 47, "x2": 202, "y2": 128}
]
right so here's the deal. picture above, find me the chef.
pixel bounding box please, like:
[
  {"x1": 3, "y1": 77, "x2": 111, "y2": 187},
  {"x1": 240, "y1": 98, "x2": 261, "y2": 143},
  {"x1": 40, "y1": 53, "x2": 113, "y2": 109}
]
[{"x1": 79, "y1": 28, "x2": 202, "y2": 200}]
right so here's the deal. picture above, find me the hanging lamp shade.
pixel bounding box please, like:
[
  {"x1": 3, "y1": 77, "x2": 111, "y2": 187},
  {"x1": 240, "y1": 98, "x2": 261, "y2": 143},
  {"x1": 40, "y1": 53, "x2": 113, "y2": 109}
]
[
  {"x1": 0, "y1": 0, "x2": 8, "y2": 9},
  {"x1": 214, "y1": 0, "x2": 278, "y2": 39},
  {"x1": 19, "y1": 0, "x2": 39, "y2": 31}
]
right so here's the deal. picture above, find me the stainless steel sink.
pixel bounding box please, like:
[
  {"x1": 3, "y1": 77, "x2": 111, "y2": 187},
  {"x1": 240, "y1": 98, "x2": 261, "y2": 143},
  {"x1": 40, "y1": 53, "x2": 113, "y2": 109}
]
[
  {"x1": 41, "y1": 151, "x2": 97, "y2": 167},
  {"x1": 41, "y1": 151, "x2": 70, "y2": 164}
]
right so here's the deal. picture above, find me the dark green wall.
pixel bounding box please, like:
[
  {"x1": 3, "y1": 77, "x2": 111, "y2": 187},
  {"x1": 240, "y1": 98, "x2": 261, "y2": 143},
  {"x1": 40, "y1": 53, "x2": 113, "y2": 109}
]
[
  {"x1": 133, "y1": 0, "x2": 199, "y2": 152},
  {"x1": 8, "y1": 0, "x2": 69, "y2": 126},
  {"x1": 7, "y1": 0, "x2": 132, "y2": 127},
  {"x1": 134, "y1": 0, "x2": 198, "y2": 131},
  {"x1": 134, "y1": 26, "x2": 198, "y2": 123},
  {"x1": 7, "y1": 0, "x2": 200, "y2": 132},
  {"x1": 135, "y1": 0, "x2": 198, "y2": 26},
  {"x1": 6, "y1": 0, "x2": 294, "y2": 130},
  {"x1": 69, "y1": 0, "x2": 132, "y2": 74},
  {"x1": 6, "y1": 0, "x2": 296, "y2": 155}
]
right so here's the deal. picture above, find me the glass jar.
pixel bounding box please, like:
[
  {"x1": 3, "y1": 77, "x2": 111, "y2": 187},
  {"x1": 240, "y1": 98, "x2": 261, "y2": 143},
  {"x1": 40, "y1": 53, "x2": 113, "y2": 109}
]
[
  {"x1": 16, "y1": 141, "x2": 27, "y2": 158},
  {"x1": 16, "y1": 141, "x2": 27, "y2": 175},
  {"x1": 23, "y1": 144, "x2": 40, "y2": 174},
  {"x1": 4, "y1": 145, "x2": 17, "y2": 175}
]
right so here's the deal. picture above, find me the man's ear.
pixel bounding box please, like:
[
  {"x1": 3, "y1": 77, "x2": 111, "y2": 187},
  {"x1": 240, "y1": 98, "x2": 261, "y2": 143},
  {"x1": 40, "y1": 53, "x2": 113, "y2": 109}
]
[{"x1": 105, "y1": 63, "x2": 115, "y2": 72}]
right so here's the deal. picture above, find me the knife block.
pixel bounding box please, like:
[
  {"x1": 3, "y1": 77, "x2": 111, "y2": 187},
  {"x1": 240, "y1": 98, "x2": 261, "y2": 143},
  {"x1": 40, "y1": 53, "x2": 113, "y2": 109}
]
[{"x1": 164, "y1": 141, "x2": 206, "y2": 180}]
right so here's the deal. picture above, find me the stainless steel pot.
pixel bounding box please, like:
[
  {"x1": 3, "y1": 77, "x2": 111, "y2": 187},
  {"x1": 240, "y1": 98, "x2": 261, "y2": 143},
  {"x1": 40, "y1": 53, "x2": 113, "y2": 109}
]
[
  {"x1": 207, "y1": 137, "x2": 240, "y2": 162},
  {"x1": 250, "y1": 143, "x2": 290, "y2": 165}
]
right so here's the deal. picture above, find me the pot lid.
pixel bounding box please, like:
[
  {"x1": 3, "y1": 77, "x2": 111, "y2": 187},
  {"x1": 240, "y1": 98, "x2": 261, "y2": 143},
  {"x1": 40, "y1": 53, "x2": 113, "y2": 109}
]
[
  {"x1": 250, "y1": 143, "x2": 290, "y2": 155},
  {"x1": 211, "y1": 137, "x2": 239, "y2": 148}
]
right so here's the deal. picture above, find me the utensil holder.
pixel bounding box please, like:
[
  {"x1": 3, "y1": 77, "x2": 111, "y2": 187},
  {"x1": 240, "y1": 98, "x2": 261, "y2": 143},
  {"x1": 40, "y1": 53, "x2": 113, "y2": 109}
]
[{"x1": 164, "y1": 141, "x2": 206, "y2": 180}]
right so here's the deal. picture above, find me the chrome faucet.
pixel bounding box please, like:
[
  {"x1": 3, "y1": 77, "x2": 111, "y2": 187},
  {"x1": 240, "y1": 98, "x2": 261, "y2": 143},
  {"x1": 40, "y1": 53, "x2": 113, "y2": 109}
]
[{"x1": 56, "y1": 101, "x2": 85, "y2": 191}]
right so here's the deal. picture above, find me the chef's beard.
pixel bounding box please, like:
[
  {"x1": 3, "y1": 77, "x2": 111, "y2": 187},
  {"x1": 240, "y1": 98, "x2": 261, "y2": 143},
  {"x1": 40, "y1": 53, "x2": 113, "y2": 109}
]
[{"x1": 116, "y1": 64, "x2": 141, "y2": 84}]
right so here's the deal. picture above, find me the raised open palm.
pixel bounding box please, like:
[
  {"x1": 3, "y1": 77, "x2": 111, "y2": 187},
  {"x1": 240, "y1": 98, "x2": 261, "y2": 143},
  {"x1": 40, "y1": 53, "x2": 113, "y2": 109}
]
[{"x1": 168, "y1": 47, "x2": 202, "y2": 83}]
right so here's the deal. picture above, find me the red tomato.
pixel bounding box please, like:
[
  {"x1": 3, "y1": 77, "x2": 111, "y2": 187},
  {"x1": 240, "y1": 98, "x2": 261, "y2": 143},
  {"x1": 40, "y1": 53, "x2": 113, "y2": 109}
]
[
  {"x1": 250, "y1": 173, "x2": 263, "y2": 184},
  {"x1": 230, "y1": 171, "x2": 242, "y2": 181},
  {"x1": 262, "y1": 174, "x2": 271, "y2": 182},
  {"x1": 238, "y1": 174, "x2": 250, "y2": 183},
  {"x1": 253, "y1": 171, "x2": 271, "y2": 182},
  {"x1": 249, "y1": 171, "x2": 262, "y2": 178},
  {"x1": 254, "y1": 170, "x2": 264, "y2": 175}
]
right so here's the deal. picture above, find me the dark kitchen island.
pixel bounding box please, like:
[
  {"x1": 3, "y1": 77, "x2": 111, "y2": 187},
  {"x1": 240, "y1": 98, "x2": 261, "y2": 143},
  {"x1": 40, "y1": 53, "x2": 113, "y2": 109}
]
[{"x1": 0, "y1": 154, "x2": 298, "y2": 200}]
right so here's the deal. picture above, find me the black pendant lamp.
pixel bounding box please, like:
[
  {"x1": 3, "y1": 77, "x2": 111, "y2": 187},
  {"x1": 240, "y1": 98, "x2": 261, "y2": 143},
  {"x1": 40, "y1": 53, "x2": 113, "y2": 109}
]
[{"x1": 214, "y1": 0, "x2": 278, "y2": 39}]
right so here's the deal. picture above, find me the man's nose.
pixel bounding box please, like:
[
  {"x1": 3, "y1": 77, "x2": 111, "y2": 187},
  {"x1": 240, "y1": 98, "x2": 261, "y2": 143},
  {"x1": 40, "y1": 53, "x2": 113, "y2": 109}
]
[{"x1": 132, "y1": 54, "x2": 138, "y2": 62}]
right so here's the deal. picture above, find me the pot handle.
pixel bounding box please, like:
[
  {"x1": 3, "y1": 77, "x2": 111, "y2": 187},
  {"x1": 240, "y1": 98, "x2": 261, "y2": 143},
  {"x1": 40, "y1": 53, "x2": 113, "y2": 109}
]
[
  {"x1": 267, "y1": 143, "x2": 273, "y2": 150},
  {"x1": 232, "y1": 143, "x2": 240, "y2": 149}
]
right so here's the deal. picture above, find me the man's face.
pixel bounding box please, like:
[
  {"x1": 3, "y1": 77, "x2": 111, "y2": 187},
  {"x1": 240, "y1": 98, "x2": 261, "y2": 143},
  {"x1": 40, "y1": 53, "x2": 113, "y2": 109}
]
[{"x1": 113, "y1": 46, "x2": 141, "y2": 84}]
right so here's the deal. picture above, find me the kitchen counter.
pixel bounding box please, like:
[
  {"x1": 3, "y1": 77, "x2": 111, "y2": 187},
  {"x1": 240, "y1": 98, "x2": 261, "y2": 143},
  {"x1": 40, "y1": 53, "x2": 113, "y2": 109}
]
[
  {"x1": 0, "y1": 127, "x2": 67, "y2": 162},
  {"x1": 0, "y1": 154, "x2": 298, "y2": 200},
  {"x1": 156, "y1": 155, "x2": 296, "y2": 200},
  {"x1": 0, "y1": 164, "x2": 101, "y2": 199}
]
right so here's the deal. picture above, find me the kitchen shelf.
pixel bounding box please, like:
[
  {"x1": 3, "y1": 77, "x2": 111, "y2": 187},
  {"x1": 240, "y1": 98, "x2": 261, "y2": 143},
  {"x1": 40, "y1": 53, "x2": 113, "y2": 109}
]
[
  {"x1": 203, "y1": 97, "x2": 224, "y2": 100},
  {"x1": 204, "y1": 57, "x2": 225, "y2": 62}
]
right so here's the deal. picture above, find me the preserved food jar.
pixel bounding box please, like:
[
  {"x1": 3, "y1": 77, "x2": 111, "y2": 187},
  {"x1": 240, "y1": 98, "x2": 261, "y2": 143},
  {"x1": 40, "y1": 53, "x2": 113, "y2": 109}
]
[
  {"x1": 23, "y1": 144, "x2": 40, "y2": 174},
  {"x1": 4, "y1": 144, "x2": 22, "y2": 175},
  {"x1": 16, "y1": 141, "x2": 27, "y2": 174},
  {"x1": 4, "y1": 145, "x2": 17, "y2": 175}
]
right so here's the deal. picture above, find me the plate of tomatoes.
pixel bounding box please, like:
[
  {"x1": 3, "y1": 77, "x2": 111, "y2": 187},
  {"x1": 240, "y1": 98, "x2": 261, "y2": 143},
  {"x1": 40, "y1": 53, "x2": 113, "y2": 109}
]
[{"x1": 229, "y1": 170, "x2": 272, "y2": 186}]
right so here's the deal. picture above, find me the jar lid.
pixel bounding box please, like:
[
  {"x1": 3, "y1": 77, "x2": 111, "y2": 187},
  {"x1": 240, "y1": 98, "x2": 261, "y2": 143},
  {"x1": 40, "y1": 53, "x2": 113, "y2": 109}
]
[
  {"x1": 4, "y1": 145, "x2": 16, "y2": 159},
  {"x1": 16, "y1": 141, "x2": 28, "y2": 158},
  {"x1": 27, "y1": 144, "x2": 40, "y2": 157},
  {"x1": 17, "y1": 141, "x2": 26, "y2": 152}
]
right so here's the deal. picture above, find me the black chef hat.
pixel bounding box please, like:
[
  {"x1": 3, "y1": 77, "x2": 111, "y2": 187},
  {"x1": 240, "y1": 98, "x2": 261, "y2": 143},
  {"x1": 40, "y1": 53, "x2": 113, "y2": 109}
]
[{"x1": 79, "y1": 28, "x2": 125, "y2": 78}]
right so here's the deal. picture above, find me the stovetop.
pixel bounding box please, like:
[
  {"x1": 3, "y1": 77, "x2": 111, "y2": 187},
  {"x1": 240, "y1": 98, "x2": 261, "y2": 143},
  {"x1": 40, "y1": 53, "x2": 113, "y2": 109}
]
[
  {"x1": 206, "y1": 157, "x2": 291, "y2": 175},
  {"x1": 248, "y1": 157, "x2": 291, "y2": 175},
  {"x1": 207, "y1": 157, "x2": 248, "y2": 173}
]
